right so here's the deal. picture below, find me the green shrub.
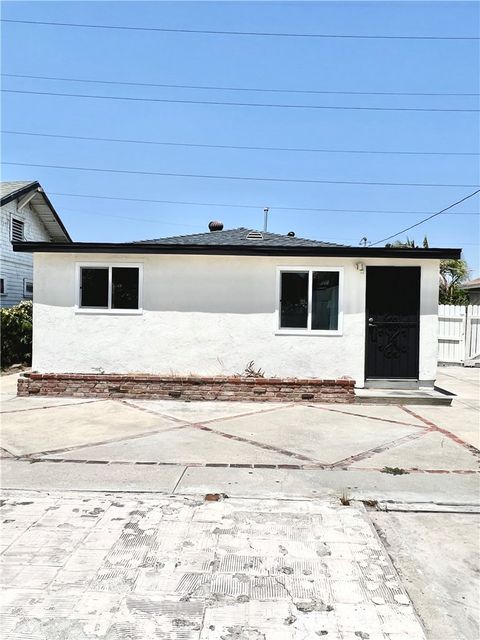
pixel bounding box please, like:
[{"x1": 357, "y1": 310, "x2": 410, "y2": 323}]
[{"x1": 1, "y1": 301, "x2": 33, "y2": 368}]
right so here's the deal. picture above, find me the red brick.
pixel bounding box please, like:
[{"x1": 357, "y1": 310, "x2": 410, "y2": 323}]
[{"x1": 17, "y1": 373, "x2": 355, "y2": 404}]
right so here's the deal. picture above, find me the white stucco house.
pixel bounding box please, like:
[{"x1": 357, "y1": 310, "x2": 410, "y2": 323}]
[
  {"x1": 1, "y1": 181, "x2": 71, "y2": 307},
  {"x1": 14, "y1": 222, "x2": 461, "y2": 402}
]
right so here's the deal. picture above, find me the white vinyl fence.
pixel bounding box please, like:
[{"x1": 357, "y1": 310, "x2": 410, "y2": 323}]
[{"x1": 438, "y1": 305, "x2": 480, "y2": 365}]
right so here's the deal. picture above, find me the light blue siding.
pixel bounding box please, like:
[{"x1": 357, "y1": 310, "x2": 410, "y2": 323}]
[{"x1": 1, "y1": 200, "x2": 52, "y2": 308}]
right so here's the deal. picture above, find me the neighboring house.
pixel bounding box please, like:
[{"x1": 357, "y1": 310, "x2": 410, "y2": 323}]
[
  {"x1": 0, "y1": 181, "x2": 71, "y2": 308},
  {"x1": 13, "y1": 223, "x2": 461, "y2": 401},
  {"x1": 463, "y1": 278, "x2": 480, "y2": 305}
]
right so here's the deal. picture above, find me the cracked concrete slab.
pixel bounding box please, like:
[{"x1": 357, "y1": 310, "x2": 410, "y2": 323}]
[
  {"x1": 408, "y1": 368, "x2": 480, "y2": 449},
  {"x1": 2, "y1": 461, "x2": 478, "y2": 504},
  {"x1": 0, "y1": 460, "x2": 185, "y2": 492},
  {"x1": 407, "y1": 403, "x2": 480, "y2": 450},
  {"x1": 175, "y1": 466, "x2": 480, "y2": 504},
  {"x1": 124, "y1": 399, "x2": 286, "y2": 423},
  {"x1": 0, "y1": 490, "x2": 427, "y2": 639},
  {"x1": 352, "y1": 431, "x2": 479, "y2": 470},
  {"x1": 1, "y1": 400, "x2": 182, "y2": 456},
  {"x1": 207, "y1": 405, "x2": 423, "y2": 464},
  {"x1": 1, "y1": 396, "x2": 103, "y2": 414},
  {"x1": 371, "y1": 511, "x2": 480, "y2": 640},
  {"x1": 312, "y1": 403, "x2": 428, "y2": 426},
  {"x1": 46, "y1": 426, "x2": 298, "y2": 464}
]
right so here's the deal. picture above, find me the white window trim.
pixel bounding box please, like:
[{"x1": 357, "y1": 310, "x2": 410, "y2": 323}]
[
  {"x1": 275, "y1": 266, "x2": 344, "y2": 336},
  {"x1": 23, "y1": 279, "x2": 33, "y2": 299},
  {"x1": 75, "y1": 262, "x2": 144, "y2": 315}
]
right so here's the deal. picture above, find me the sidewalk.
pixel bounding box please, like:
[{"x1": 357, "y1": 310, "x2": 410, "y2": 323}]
[{"x1": 1, "y1": 490, "x2": 426, "y2": 640}]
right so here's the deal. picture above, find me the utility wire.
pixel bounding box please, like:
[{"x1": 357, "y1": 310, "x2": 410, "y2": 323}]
[
  {"x1": 4, "y1": 161, "x2": 479, "y2": 188},
  {"x1": 51, "y1": 207, "x2": 480, "y2": 245},
  {"x1": 3, "y1": 130, "x2": 478, "y2": 157},
  {"x1": 59, "y1": 207, "x2": 364, "y2": 243},
  {"x1": 47, "y1": 191, "x2": 480, "y2": 215},
  {"x1": 3, "y1": 73, "x2": 478, "y2": 97},
  {"x1": 59, "y1": 207, "x2": 203, "y2": 229},
  {"x1": 2, "y1": 18, "x2": 478, "y2": 40},
  {"x1": 370, "y1": 190, "x2": 480, "y2": 246},
  {"x1": 2, "y1": 89, "x2": 478, "y2": 113}
]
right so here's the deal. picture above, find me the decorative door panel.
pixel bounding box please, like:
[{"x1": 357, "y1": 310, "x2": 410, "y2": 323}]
[{"x1": 365, "y1": 267, "x2": 420, "y2": 379}]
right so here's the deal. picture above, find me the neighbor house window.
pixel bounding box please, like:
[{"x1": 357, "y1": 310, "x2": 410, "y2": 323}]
[
  {"x1": 278, "y1": 268, "x2": 342, "y2": 333},
  {"x1": 77, "y1": 264, "x2": 142, "y2": 312},
  {"x1": 11, "y1": 218, "x2": 24, "y2": 242},
  {"x1": 0, "y1": 278, "x2": 5, "y2": 295},
  {"x1": 23, "y1": 279, "x2": 33, "y2": 298}
]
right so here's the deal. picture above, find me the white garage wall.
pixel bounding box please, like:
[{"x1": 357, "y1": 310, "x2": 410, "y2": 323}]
[{"x1": 32, "y1": 253, "x2": 440, "y2": 386}]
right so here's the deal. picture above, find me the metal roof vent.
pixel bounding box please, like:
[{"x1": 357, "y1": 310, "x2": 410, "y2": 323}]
[
  {"x1": 287, "y1": 231, "x2": 295, "y2": 237},
  {"x1": 246, "y1": 231, "x2": 263, "y2": 240},
  {"x1": 208, "y1": 220, "x2": 224, "y2": 232}
]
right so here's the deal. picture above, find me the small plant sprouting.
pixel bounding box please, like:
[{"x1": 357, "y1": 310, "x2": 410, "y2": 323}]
[
  {"x1": 339, "y1": 489, "x2": 350, "y2": 506},
  {"x1": 240, "y1": 360, "x2": 265, "y2": 378},
  {"x1": 381, "y1": 466, "x2": 409, "y2": 475}
]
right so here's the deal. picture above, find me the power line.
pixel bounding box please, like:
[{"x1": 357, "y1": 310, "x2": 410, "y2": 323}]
[
  {"x1": 4, "y1": 161, "x2": 479, "y2": 188},
  {"x1": 59, "y1": 207, "x2": 203, "y2": 229},
  {"x1": 55, "y1": 205, "x2": 480, "y2": 245},
  {"x1": 370, "y1": 190, "x2": 480, "y2": 246},
  {"x1": 4, "y1": 72, "x2": 478, "y2": 97},
  {"x1": 47, "y1": 191, "x2": 480, "y2": 215},
  {"x1": 3, "y1": 89, "x2": 478, "y2": 113},
  {"x1": 51, "y1": 207, "x2": 480, "y2": 246},
  {"x1": 2, "y1": 18, "x2": 478, "y2": 40},
  {"x1": 59, "y1": 207, "x2": 365, "y2": 243},
  {"x1": 3, "y1": 129, "x2": 478, "y2": 157}
]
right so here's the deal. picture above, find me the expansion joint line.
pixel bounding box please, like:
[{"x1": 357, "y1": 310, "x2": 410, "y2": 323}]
[
  {"x1": 399, "y1": 406, "x2": 480, "y2": 457},
  {"x1": 188, "y1": 421, "x2": 323, "y2": 465},
  {"x1": 331, "y1": 429, "x2": 428, "y2": 468}
]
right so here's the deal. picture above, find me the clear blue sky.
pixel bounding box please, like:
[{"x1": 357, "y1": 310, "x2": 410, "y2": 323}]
[{"x1": 2, "y1": 1, "x2": 479, "y2": 274}]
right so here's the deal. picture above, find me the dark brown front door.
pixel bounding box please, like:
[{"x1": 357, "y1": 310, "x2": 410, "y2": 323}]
[{"x1": 365, "y1": 267, "x2": 420, "y2": 380}]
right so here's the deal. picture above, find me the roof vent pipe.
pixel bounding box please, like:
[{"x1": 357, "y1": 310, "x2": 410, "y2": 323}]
[
  {"x1": 208, "y1": 221, "x2": 224, "y2": 232},
  {"x1": 263, "y1": 207, "x2": 269, "y2": 232},
  {"x1": 287, "y1": 231, "x2": 295, "y2": 237}
]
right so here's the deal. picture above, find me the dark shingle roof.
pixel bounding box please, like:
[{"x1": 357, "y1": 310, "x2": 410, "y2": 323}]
[
  {"x1": 0, "y1": 181, "x2": 37, "y2": 202},
  {"x1": 134, "y1": 227, "x2": 345, "y2": 247}
]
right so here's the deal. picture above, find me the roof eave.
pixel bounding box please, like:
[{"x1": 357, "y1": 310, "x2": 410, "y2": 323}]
[
  {"x1": 11, "y1": 241, "x2": 462, "y2": 260},
  {"x1": 1, "y1": 182, "x2": 72, "y2": 243},
  {"x1": 36, "y1": 188, "x2": 72, "y2": 242}
]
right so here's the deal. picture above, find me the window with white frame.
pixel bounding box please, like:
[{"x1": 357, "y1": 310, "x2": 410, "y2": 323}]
[
  {"x1": 23, "y1": 279, "x2": 33, "y2": 298},
  {"x1": 0, "y1": 278, "x2": 5, "y2": 295},
  {"x1": 77, "y1": 264, "x2": 142, "y2": 311},
  {"x1": 278, "y1": 268, "x2": 342, "y2": 333}
]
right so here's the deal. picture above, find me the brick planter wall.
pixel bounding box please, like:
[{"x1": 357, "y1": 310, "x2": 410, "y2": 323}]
[{"x1": 17, "y1": 373, "x2": 355, "y2": 403}]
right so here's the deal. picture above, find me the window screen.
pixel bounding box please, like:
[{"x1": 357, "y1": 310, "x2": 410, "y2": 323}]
[
  {"x1": 11, "y1": 218, "x2": 24, "y2": 242},
  {"x1": 80, "y1": 268, "x2": 109, "y2": 308},
  {"x1": 311, "y1": 271, "x2": 339, "y2": 330},
  {"x1": 280, "y1": 272, "x2": 308, "y2": 328},
  {"x1": 23, "y1": 280, "x2": 33, "y2": 298},
  {"x1": 112, "y1": 267, "x2": 139, "y2": 309}
]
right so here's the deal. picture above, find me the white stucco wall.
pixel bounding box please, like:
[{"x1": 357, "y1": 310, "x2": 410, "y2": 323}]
[{"x1": 31, "y1": 253, "x2": 440, "y2": 386}]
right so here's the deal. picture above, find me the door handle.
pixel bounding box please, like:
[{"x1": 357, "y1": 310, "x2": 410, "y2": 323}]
[{"x1": 368, "y1": 317, "x2": 376, "y2": 327}]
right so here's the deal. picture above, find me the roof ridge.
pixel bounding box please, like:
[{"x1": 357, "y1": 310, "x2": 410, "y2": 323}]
[
  {"x1": 133, "y1": 225, "x2": 344, "y2": 247},
  {"x1": 138, "y1": 226, "x2": 254, "y2": 243}
]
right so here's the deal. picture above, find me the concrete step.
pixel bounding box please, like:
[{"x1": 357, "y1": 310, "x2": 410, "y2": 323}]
[{"x1": 354, "y1": 386, "x2": 454, "y2": 405}]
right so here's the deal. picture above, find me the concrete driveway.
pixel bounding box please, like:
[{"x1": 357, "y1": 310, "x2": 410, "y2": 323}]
[
  {"x1": 1, "y1": 367, "x2": 479, "y2": 639},
  {"x1": 1, "y1": 367, "x2": 479, "y2": 503}
]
